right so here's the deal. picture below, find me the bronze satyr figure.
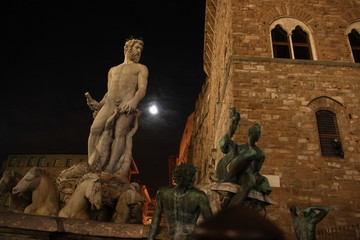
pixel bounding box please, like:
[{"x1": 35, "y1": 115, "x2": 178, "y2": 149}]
[{"x1": 290, "y1": 205, "x2": 329, "y2": 240}]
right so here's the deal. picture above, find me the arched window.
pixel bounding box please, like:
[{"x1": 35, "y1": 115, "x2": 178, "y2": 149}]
[
  {"x1": 54, "y1": 159, "x2": 60, "y2": 167},
  {"x1": 348, "y1": 29, "x2": 360, "y2": 63},
  {"x1": 345, "y1": 22, "x2": 360, "y2": 63},
  {"x1": 27, "y1": 157, "x2": 36, "y2": 167},
  {"x1": 316, "y1": 110, "x2": 343, "y2": 158},
  {"x1": 271, "y1": 25, "x2": 291, "y2": 58},
  {"x1": 270, "y1": 18, "x2": 316, "y2": 60},
  {"x1": 37, "y1": 157, "x2": 46, "y2": 167},
  {"x1": 9, "y1": 157, "x2": 18, "y2": 167},
  {"x1": 66, "y1": 159, "x2": 72, "y2": 167},
  {"x1": 292, "y1": 26, "x2": 312, "y2": 59}
]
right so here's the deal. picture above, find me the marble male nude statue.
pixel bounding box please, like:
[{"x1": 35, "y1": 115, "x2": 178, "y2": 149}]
[{"x1": 86, "y1": 38, "x2": 148, "y2": 177}]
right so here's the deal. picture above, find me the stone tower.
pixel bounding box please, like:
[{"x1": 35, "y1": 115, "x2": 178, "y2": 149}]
[{"x1": 188, "y1": 0, "x2": 360, "y2": 238}]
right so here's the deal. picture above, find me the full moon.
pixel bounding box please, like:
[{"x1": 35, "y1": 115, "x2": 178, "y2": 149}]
[{"x1": 149, "y1": 105, "x2": 159, "y2": 115}]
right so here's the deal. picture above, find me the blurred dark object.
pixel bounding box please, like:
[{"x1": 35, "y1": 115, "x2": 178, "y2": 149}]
[
  {"x1": 193, "y1": 205, "x2": 285, "y2": 240},
  {"x1": 333, "y1": 139, "x2": 344, "y2": 158}
]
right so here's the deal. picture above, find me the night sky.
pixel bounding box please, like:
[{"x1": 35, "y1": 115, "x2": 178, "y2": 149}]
[{"x1": 1, "y1": 1, "x2": 206, "y2": 197}]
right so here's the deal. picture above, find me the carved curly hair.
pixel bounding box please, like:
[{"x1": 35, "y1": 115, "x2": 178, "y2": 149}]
[
  {"x1": 172, "y1": 163, "x2": 196, "y2": 185},
  {"x1": 124, "y1": 38, "x2": 144, "y2": 52}
]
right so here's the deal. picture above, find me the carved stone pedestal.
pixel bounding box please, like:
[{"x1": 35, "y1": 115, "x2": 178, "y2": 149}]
[{"x1": 0, "y1": 211, "x2": 168, "y2": 240}]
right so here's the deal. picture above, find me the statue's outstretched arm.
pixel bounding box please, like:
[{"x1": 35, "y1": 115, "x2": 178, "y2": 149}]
[
  {"x1": 229, "y1": 107, "x2": 240, "y2": 137},
  {"x1": 219, "y1": 108, "x2": 240, "y2": 154}
]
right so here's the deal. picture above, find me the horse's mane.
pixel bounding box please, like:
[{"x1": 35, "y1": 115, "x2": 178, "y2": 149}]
[
  {"x1": 2, "y1": 170, "x2": 22, "y2": 179},
  {"x1": 13, "y1": 171, "x2": 23, "y2": 180},
  {"x1": 31, "y1": 167, "x2": 50, "y2": 177},
  {"x1": 30, "y1": 167, "x2": 57, "y2": 188},
  {"x1": 29, "y1": 167, "x2": 60, "y2": 202},
  {"x1": 78, "y1": 172, "x2": 100, "y2": 184},
  {"x1": 129, "y1": 182, "x2": 140, "y2": 192},
  {"x1": 57, "y1": 162, "x2": 96, "y2": 180}
]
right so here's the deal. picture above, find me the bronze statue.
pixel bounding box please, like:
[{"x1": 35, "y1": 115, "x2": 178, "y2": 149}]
[
  {"x1": 215, "y1": 108, "x2": 270, "y2": 208},
  {"x1": 148, "y1": 163, "x2": 213, "y2": 240},
  {"x1": 290, "y1": 205, "x2": 330, "y2": 240}
]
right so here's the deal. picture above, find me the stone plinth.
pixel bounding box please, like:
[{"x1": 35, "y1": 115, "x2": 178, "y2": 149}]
[{"x1": 0, "y1": 211, "x2": 168, "y2": 239}]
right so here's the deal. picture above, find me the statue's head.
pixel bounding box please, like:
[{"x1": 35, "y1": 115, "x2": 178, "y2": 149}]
[
  {"x1": 302, "y1": 208, "x2": 317, "y2": 218},
  {"x1": 124, "y1": 38, "x2": 144, "y2": 63},
  {"x1": 248, "y1": 123, "x2": 261, "y2": 142},
  {"x1": 172, "y1": 163, "x2": 196, "y2": 188}
]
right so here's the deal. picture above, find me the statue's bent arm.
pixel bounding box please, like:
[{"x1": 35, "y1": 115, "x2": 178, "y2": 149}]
[
  {"x1": 199, "y1": 192, "x2": 213, "y2": 220},
  {"x1": 307, "y1": 206, "x2": 330, "y2": 224}
]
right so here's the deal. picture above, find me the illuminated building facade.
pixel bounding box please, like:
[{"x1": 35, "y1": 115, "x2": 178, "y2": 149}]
[{"x1": 184, "y1": 0, "x2": 360, "y2": 238}]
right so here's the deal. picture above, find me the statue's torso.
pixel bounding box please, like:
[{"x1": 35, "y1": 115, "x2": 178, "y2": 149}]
[
  {"x1": 160, "y1": 186, "x2": 205, "y2": 237},
  {"x1": 216, "y1": 142, "x2": 265, "y2": 184},
  {"x1": 107, "y1": 63, "x2": 141, "y2": 105},
  {"x1": 295, "y1": 218, "x2": 315, "y2": 240}
]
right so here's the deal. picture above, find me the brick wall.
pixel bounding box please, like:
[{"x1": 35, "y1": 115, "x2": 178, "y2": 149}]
[{"x1": 189, "y1": 0, "x2": 360, "y2": 239}]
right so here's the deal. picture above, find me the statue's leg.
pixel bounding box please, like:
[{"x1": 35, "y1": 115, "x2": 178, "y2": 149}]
[
  {"x1": 88, "y1": 105, "x2": 113, "y2": 163},
  {"x1": 114, "y1": 156, "x2": 131, "y2": 181},
  {"x1": 91, "y1": 111, "x2": 120, "y2": 171},
  {"x1": 113, "y1": 113, "x2": 140, "y2": 179},
  {"x1": 229, "y1": 174, "x2": 256, "y2": 207},
  {"x1": 105, "y1": 114, "x2": 134, "y2": 173},
  {"x1": 223, "y1": 149, "x2": 257, "y2": 182},
  {"x1": 228, "y1": 185, "x2": 252, "y2": 207}
]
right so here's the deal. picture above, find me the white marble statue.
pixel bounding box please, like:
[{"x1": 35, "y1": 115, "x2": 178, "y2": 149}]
[{"x1": 85, "y1": 38, "x2": 148, "y2": 181}]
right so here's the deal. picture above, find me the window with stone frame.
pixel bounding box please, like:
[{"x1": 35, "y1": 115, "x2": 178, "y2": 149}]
[
  {"x1": 9, "y1": 157, "x2": 18, "y2": 167},
  {"x1": 66, "y1": 159, "x2": 72, "y2": 167},
  {"x1": 291, "y1": 26, "x2": 312, "y2": 59},
  {"x1": 271, "y1": 25, "x2": 291, "y2": 58},
  {"x1": 37, "y1": 157, "x2": 46, "y2": 167},
  {"x1": 348, "y1": 29, "x2": 360, "y2": 63},
  {"x1": 27, "y1": 157, "x2": 36, "y2": 167},
  {"x1": 54, "y1": 159, "x2": 60, "y2": 167},
  {"x1": 270, "y1": 18, "x2": 316, "y2": 60},
  {"x1": 316, "y1": 110, "x2": 344, "y2": 158}
]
